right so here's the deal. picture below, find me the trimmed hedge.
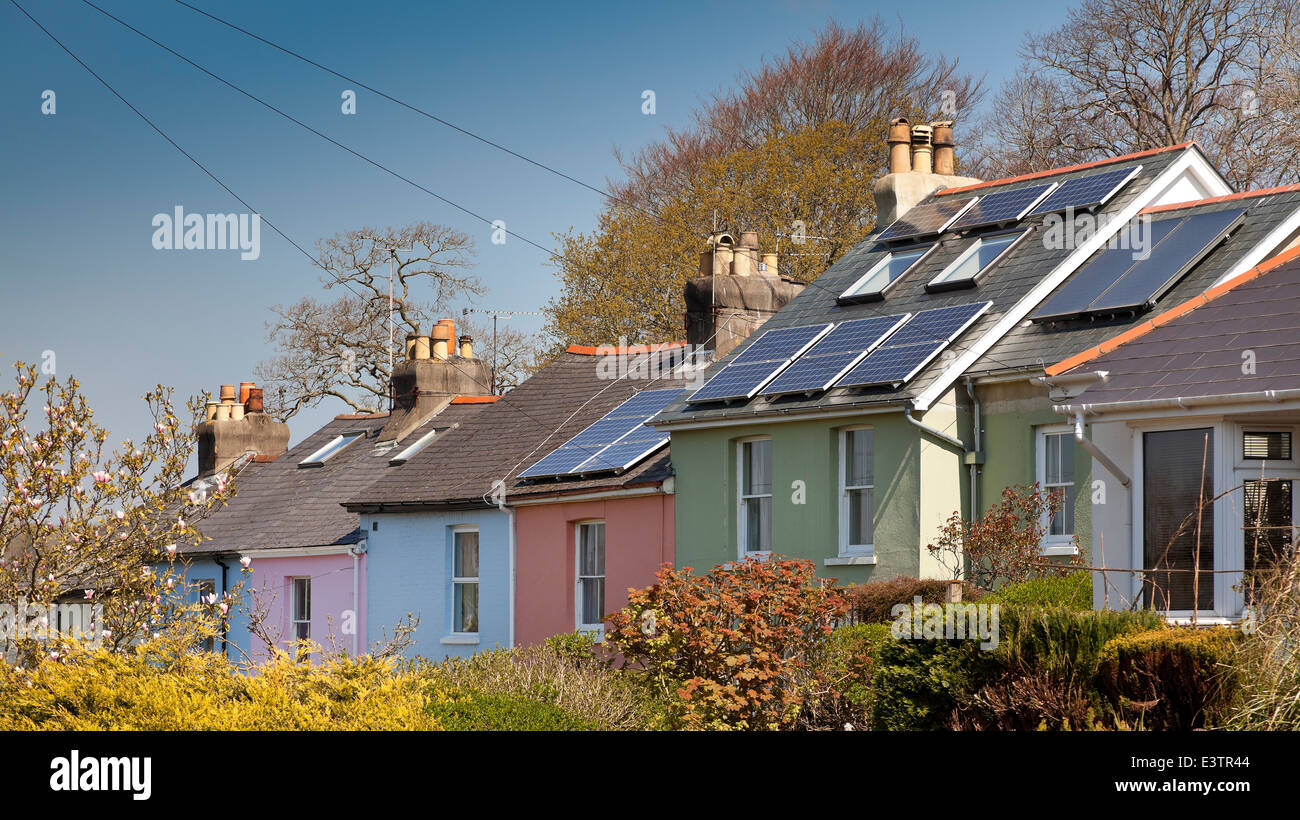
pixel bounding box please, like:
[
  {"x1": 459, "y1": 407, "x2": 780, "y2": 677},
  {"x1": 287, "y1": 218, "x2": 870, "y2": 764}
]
[
  {"x1": 1096, "y1": 627, "x2": 1240, "y2": 730},
  {"x1": 842, "y1": 576, "x2": 983, "y2": 624},
  {"x1": 983, "y1": 573, "x2": 1092, "y2": 610},
  {"x1": 870, "y1": 604, "x2": 1166, "y2": 730},
  {"x1": 427, "y1": 692, "x2": 595, "y2": 731}
]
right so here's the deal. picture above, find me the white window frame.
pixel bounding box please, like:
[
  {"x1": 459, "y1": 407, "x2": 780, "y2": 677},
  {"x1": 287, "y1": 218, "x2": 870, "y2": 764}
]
[
  {"x1": 737, "y1": 437, "x2": 773, "y2": 559},
  {"x1": 1231, "y1": 422, "x2": 1300, "y2": 617},
  {"x1": 838, "y1": 426, "x2": 875, "y2": 557},
  {"x1": 1036, "y1": 425, "x2": 1079, "y2": 556},
  {"x1": 299, "y1": 431, "x2": 364, "y2": 467},
  {"x1": 450, "y1": 526, "x2": 480, "y2": 636},
  {"x1": 839, "y1": 244, "x2": 936, "y2": 300},
  {"x1": 575, "y1": 520, "x2": 606, "y2": 639},
  {"x1": 926, "y1": 229, "x2": 1027, "y2": 291},
  {"x1": 290, "y1": 576, "x2": 311, "y2": 656}
]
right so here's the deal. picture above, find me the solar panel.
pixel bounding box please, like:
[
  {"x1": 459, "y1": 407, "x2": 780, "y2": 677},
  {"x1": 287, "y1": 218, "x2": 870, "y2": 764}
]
[
  {"x1": 519, "y1": 388, "x2": 683, "y2": 478},
  {"x1": 1085, "y1": 208, "x2": 1244, "y2": 314},
  {"x1": 876, "y1": 197, "x2": 976, "y2": 243},
  {"x1": 946, "y1": 183, "x2": 1056, "y2": 231},
  {"x1": 761, "y1": 314, "x2": 909, "y2": 396},
  {"x1": 834, "y1": 302, "x2": 991, "y2": 388},
  {"x1": 1027, "y1": 165, "x2": 1142, "y2": 217},
  {"x1": 1032, "y1": 208, "x2": 1243, "y2": 321},
  {"x1": 686, "y1": 323, "x2": 833, "y2": 402}
]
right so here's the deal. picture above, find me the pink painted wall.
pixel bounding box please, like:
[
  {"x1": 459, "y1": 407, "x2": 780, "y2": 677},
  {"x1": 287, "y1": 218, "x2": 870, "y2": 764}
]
[
  {"x1": 514, "y1": 493, "x2": 674, "y2": 646},
  {"x1": 237, "y1": 552, "x2": 365, "y2": 662}
]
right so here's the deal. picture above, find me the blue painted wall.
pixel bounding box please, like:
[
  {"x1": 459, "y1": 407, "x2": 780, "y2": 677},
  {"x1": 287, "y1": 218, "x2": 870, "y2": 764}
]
[
  {"x1": 363, "y1": 507, "x2": 511, "y2": 660},
  {"x1": 170, "y1": 556, "x2": 253, "y2": 659}
]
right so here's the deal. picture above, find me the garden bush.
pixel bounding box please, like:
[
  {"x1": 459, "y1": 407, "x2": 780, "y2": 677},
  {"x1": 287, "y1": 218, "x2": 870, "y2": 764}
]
[
  {"x1": 871, "y1": 604, "x2": 1165, "y2": 730},
  {"x1": 604, "y1": 557, "x2": 847, "y2": 730},
  {"x1": 1096, "y1": 627, "x2": 1239, "y2": 730},
  {"x1": 427, "y1": 691, "x2": 594, "y2": 731},
  {"x1": 842, "y1": 576, "x2": 983, "y2": 624},
  {"x1": 795, "y1": 622, "x2": 893, "y2": 730},
  {"x1": 983, "y1": 573, "x2": 1092, "y2": 610}
]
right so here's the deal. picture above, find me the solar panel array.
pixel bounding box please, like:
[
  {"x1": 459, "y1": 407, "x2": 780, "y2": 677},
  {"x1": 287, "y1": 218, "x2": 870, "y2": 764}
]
[
  {"x1": 1033, "y1": 208, "x2": 1244, "y2": 321},
  {"x1": 947, "y1": 183, "x2": 1056, "y2": 232},
  {"x1": 762, "y1": 314, "x2": 910, "y2": 396},
  {"x1": 686, "y1": 323, "x2": 833, "y2": 403},
  {"x1": 876, "y1": 197, "x2": 976, "y2": 243},
  {"x1": 1027, "y1": 166, "x2": 1142, "y2": 217},
  {"x1": 519, "y1": 388, "x2": 683, "y2": 478},
  {"x1": 834, "y1": 302, "x2": 992, "y2": 388}
]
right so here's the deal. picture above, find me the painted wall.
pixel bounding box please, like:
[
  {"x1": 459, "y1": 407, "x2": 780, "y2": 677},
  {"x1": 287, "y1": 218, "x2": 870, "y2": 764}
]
[
  {"x1": 670, "y1": 409, "x2": 961, "y2": 584},
  {"x1": 238, "y1": 552, "x2": 364, "y2": 662},
  {"x1": 513, "y1": 493, "x2": 674, "y2": 646},
  {"x1": 978, "y1": 379, "x2": 1094, "y2": 559},
  {"x1": 362, "y1": 507, "x2": 511, "y2": 659},
  {"x1": 171, "y1": 557, "x2": 242, "y2": 657}
]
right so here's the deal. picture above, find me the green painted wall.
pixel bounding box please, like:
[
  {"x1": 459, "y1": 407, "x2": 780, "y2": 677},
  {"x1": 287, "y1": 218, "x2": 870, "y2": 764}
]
[
  {"x1": 670, "y1": 411, "x2": 937, "y2": 584},
  {"x1": 977, "y1": 380, "x2": 1093, "y2": 561}
]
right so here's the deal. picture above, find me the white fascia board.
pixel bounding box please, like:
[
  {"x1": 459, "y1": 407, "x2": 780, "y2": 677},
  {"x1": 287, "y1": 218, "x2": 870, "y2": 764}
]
[
  {"x1": 240, "y1": 545, "x2": 354, "y2": 559},
  {"x1": 1211, "y1": 202, "x2": 1300, "y2": 288},
  {"x1": 508, "y1": 485, "x2": 664, "y2": 506},
  {"x1": 1054, "y1": 389, "x2": 1300, "y2": 422},
  {"x1": 913, "y1": 148, "x2": 1231, "y2": 411}
]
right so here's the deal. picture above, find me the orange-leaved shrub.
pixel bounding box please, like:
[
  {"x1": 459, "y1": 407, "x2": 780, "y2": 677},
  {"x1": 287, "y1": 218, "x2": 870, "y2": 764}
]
[{"x1": 603, "y1": 557, "x2": 847, "y2": 730}]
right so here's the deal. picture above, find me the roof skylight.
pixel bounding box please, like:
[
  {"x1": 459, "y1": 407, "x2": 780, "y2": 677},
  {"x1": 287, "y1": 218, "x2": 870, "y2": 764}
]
[{"x1": 298, "y1": 432, "x2": 364, "y2": 467}]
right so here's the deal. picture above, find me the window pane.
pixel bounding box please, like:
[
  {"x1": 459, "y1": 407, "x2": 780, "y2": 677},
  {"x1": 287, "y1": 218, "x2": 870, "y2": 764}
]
[
  {"x1": 854, "y1": 249, "x2": 924, "y2": 294},
  {"x1": 744, "y1": 496, "x2": 772, "y2": 551},
  {"x1": 1048, "y1": 485, "x2": 1075, "y2": 536},
  {"x1": 1143, "y1": 429, "x2": 1214, "y2": 611},
  {"x1": 743, "y1": 440, "x2": 772, "y2": 495},
  {"x1": 580, "y1": 577, "x2": 605, "y2": 625},
  {"x1": 846, "y1": 429, "x2": 873, "y2": 486},
  {"x1": 848, "y1": 487, "x2": 873, "y2": 545},
  {"x1": 580, "y1": 523, "x2": 605, "y2": 576},
  {"x1": 454, "y1": 531, "x2": 479, "y2": 577},
  {"x1": 976, "y1": 233, "x2": 1016, "y2": 267},
  {"x1": 1244, "y1": 431, "x2": 1292, "y2": 460},
  {"x1": 1244, "y1": 479, "x2": 1294, "y2": 585},
  {"x1": 293, "y1": 578, "x2": 310, "y2": 622},
  {"x1": 455, "y1": 583, "x2": 479, "y2": 632}
]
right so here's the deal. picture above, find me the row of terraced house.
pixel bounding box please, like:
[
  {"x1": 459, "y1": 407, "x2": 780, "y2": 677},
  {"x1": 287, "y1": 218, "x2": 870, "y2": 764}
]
[{"x1": 182, "y1": 121, "x2": 1300, "y2": 660}]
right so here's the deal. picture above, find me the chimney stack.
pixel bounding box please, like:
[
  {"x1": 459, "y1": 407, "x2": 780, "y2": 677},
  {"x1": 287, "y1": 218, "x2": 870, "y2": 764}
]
[
  {"x1": 380, "y1": 317, "x2": 493, "y2": 442},
  {"x1": 197, "y1": 380, "x2": 289, "y2": 476},
  {"x1": 872, "y1": 117, "x2": 981, "y2": 226},
  {"x1": 686, "y1": 230, "x2": 804, "y2": 358}
]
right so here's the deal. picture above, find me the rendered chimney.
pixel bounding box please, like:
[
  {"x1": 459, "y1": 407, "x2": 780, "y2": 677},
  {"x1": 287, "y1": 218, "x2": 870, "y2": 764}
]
[
  {"x1": 685, "y1": 231, "x2": 803, "y2": 358},
  {"x1": 872, "y1": 117, "x2": 981, "y2": 226},
  {"x1": 197, "y1": 381, "x2": 289, "y2": 477},
  {"x1": 380, "y1": 318, "x2": 493, "y2": 442}
]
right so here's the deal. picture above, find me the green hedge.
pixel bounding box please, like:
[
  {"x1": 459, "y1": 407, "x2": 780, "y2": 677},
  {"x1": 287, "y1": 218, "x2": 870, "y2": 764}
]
[
  {"x1": 871, "y1": 604, "x2": 1166, "y2": 730},
  {"x1": 427, "y1": 692, "x2": 595, "y2": 731},
  {"x1": 983, "y1": 573, "x2": 1092, "y2": 610},
  {"x1": 842, "y1": 576, "x2": 983, "y2": 623},
  {"x1": 1096, "y1": 627, "x2": 1240, "y2": 730}
]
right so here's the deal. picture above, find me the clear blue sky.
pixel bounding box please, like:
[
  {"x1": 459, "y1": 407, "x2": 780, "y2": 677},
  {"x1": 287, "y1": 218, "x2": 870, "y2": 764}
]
[{"x1": 0, "y1": 0, "x2": 1069, "y2": 456}]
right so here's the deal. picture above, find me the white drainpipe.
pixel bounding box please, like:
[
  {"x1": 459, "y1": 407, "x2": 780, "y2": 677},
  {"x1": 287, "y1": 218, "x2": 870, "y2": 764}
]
[
  {"x1": 496, "y1": 492, "x2": 515, "y2": 649},
  {"x1": 348, "y1": 537, "x2": 367, "y2": 656}
]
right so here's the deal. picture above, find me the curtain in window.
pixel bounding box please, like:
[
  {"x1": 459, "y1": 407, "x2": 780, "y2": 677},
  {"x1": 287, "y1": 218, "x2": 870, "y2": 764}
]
[{"x1": 1143, "y1": 429, "x2": 1214, "y2": 611}]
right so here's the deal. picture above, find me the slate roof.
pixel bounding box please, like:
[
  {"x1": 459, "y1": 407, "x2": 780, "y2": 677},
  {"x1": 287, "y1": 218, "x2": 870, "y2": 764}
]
[
  {"x1": 1054, "y1": 248, "x2": 1300, "y2": 406},
  {"x1": 344, "y1": 346, "x2": 690, "y2": 510},
  {"x1": 188, "y1": 404, "x2": 484, "y2": 555},
  {"x1": 651, "y1": 144, "x2": 1192, "y2": 427},
  {"x1": 976, "y1": 186, "x2": 1300, "y2": 375}
]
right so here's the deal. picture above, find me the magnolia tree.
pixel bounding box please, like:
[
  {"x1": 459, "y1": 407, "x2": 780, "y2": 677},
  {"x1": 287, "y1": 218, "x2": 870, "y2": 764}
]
[{"x1": 0, "y1": 360, "x2": 240, "y2": 667}]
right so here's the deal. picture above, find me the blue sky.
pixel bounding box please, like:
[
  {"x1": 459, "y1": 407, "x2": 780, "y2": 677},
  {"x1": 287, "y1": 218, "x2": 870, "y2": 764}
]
[{"x1": 0, "y1": 0, "x2": 1070, "y2": 455}]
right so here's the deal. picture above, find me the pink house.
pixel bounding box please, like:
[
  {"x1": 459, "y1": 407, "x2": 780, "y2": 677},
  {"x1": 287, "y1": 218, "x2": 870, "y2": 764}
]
[{"x1": 507, "y1": 343, "x2": 690, "y2": 644}]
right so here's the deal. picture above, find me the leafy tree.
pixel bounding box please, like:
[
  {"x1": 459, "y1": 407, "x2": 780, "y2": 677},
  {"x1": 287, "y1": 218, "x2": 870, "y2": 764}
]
[{"x1": 545, "y1": 20, "x2": 983, "y2": 345}]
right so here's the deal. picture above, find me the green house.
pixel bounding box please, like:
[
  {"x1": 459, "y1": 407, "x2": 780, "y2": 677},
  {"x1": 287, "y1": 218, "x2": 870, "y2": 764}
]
[{"x1": 652, "y1": 129, "x2": 1300, "y2": 586}]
